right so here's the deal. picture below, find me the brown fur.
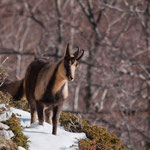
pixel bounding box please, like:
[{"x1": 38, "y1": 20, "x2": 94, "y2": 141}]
[
  {"x1": 24, "y1": 58, "x2": 49, "y2": 124},
  {"x1": 34, "y1": 63, "x2": 57, "y2": 100}
]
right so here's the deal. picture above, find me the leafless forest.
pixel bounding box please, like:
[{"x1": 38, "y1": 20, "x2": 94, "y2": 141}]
[{"x1": 0, "y1": 0, "x2": 150, "y2": 149}]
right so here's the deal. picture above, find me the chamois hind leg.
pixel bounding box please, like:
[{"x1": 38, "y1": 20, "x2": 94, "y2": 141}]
[
  {"x1": 52, "y1": 104, "x2": 63, "y2": 135},
  {"x1": 28, "y1": 99, "x2": 37, "y2": 124},
  {"x1": 45, "y1": 108, "x2": 53, "y2": 124},
  {"x1": 36, "y1": 101, "x2": 44, "y2": 125}
]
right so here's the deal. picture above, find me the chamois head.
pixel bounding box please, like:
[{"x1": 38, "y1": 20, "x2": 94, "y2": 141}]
[{"x1": 62, "y1": 43, "x2": 84, "y2": 81}]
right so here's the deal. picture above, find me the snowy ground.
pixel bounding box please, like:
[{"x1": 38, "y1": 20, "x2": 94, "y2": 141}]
[{"x1": 10, "y1": 108, "x2": 86, "y2": 150}]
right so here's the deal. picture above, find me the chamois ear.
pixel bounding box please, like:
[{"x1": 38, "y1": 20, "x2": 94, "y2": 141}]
[
  {"x1": 65, "y1": 43, "x2": 70, "y2": 58},
  {"x1": 73, "y1": 47, "x2": 80, "y2": 59},
  {"x1": 76, "y1": 49, "x2": 84, "y2": 61}
]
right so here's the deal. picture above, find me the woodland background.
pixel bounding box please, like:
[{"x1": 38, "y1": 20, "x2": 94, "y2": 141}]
[{"x1": 0, "y1": 0, "x2": 150, "y2": 149}]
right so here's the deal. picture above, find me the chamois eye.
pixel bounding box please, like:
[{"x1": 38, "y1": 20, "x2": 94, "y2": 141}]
[{"x1": 71, "y1": 60, "x2": 75, "y2": 64}]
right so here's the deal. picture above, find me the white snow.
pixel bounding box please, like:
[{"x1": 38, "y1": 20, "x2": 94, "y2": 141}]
[{"x1": 10, "y1": 108, "x2": 86, "y2": 150}]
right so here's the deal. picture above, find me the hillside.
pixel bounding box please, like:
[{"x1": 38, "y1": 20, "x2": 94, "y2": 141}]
[{"x1": 0, "y1": 94, "x2": 125, "y2": 150}]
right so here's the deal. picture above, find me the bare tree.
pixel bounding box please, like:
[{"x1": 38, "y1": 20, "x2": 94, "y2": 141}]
[{"x1": 0, "y1": 0, "x2": 150, "y2": 149}]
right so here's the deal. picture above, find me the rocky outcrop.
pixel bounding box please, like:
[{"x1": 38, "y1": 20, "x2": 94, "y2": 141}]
[
  {"x1": 0, "y1": 104, "x2": 12, "y2": 122},
  {"x1": 0, "y1": 129, "x2": 14, "y2": 140},
  {"x1": 0, "y1": 103, "x2": 17, "y2": 150},
  {"x1": 0, "y1": 122, "x2": 9, "y2": 130},
  {"x1": 0, "y1": 138, "x2": 17, "y2": 150}
]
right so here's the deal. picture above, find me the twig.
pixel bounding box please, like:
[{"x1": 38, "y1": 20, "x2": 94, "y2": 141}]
[{"x1": 1, "y1": 57, "x2": 9, "y2": 66}]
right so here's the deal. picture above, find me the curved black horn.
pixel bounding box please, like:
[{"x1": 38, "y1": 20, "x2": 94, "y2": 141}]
[
  {"x1": 65, "y1": 43, "x2": 70, "y2": 57},
  {"x1": 76, "y1": 49, "x2": 84, "y2": 61},
  {"x1": 73, "y1": 47, "x2": 80, "y2": 59}
]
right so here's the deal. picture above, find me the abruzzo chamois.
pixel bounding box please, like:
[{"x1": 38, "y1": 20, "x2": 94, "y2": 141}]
[
  {"x1": 24, "y1": 44, "x2": 84, "y2": 135},
  {"x1": 0, "y1": 44, "x2": 84, "y2": 135}
]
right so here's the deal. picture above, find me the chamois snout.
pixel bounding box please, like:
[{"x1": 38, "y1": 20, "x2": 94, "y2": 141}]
[
  {"x1": 68, "y1": 74, "x2": 74, "y2": 81},
  {"x1": 68, "y1": 62, "x2": 76, "y2": 81}
]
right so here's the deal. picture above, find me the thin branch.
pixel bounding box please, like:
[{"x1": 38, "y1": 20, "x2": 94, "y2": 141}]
[
  {"x1": 76, "y1": 0, "x2": 102, "y2": 39},
  {"x1": 96, "y1": 9, "x2": 103, "y2": 24},
  {"x1": 0, "y1": 48, "x2": 99, "y2": 68},
  {"x1": 0, "y1": 57, "x2": 9, "y2": 66},
  {"x1": 24, "y1": 0, "x2": 46, "y2": 30},
  {"x1": 55, "y1": 0, "x2": 62, "y2": 44},
  {"x1": 100, "y1": 2, "x2": 145, "y2": 13}
]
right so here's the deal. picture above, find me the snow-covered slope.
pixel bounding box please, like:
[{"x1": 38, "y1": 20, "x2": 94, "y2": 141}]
[{"x1": 10, "y1": 108, "x2": 86, "y2": 150}]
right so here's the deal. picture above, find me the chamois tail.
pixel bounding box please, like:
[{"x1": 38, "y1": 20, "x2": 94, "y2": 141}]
[{"x1": 0, "y1": 79, "x2": 25, "y2": 101}]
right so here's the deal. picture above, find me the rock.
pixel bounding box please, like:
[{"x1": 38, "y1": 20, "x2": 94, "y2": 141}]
[
  {"x1": 0, "y1": 104, "x2": 6, "y2": 108},
  {"x1": 18, "y1": 146, "x2": 26, "y2": 150},
  {"x1": 0, "y1": 136, "x2": 17, "y2": 150},
  {"x1": 0, "y1": 130, "x2": 14, "y2": 140},
  {"x1": 0, "y1": 110, "x2": 12, "y2": 121},
  {"x1": 0, "y1": 122, "x2": 9, "y2": 130},
  {"x1": 0, "y1": 103, "x2": 12, "y2": 121}
]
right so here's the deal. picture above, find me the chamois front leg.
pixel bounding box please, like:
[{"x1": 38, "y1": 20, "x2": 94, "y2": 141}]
[
  {"x1": 45, "y1": 108, "x2": 53, "y2": 124},
  {"x1": 52, "y1": 104, "x2": 63, "y2": 135},
  {"x1": 36, "y1": 101, "x2": 44, "y2": 125},
  {"x1": 31, "y1": 107, "x2": 37, "y2": 124}
]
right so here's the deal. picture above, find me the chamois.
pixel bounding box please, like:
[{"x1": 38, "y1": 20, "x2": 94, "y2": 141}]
[{"x1": 24, "y1": 44, "x2": 84, "y2": 135}]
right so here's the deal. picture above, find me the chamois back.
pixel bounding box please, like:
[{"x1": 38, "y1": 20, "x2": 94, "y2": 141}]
[{"x1": 24, "y1": 59, "x2": 49, "y2": 101}]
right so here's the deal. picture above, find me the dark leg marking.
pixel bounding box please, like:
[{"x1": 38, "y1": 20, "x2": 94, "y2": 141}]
[
  {"x1": 36, "y1": 102, "x2": 44, "y2": 125},
  {"x1": 45, "y1": 108, "x2": 53, "y2": 124},
  {"x1": 52, "y1": 104, "x2": 63, "y2": 135}
]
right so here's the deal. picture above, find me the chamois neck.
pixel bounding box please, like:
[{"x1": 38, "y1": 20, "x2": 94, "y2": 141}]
[{"x1": 52, "y1": 60, "x2": 67, "y2": 95}]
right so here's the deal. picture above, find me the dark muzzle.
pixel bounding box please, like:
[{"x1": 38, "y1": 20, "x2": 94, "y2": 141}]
[{"x1": 67, "y1": 74, "x2": 74, "y2": 81}]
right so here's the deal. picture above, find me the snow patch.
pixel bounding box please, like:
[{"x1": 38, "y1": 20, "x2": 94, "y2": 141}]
[{"x1": 10, "y1": 108, "x2": 86, "y2": 150}]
